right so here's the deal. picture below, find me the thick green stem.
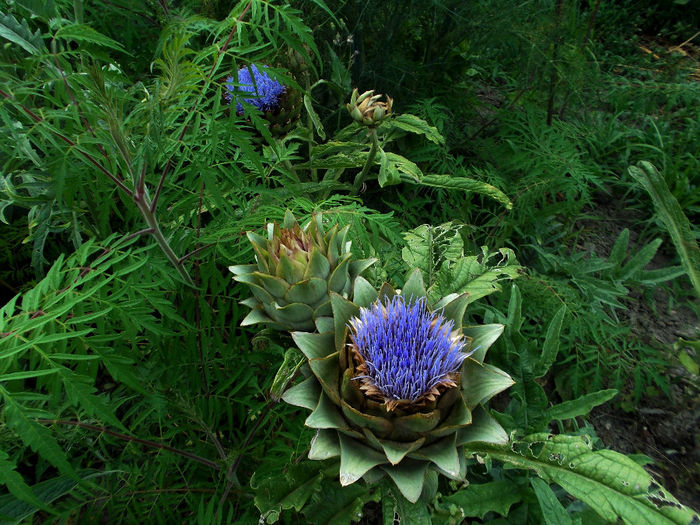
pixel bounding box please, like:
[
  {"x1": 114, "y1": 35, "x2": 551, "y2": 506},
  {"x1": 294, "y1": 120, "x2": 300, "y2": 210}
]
[
  {"x1": 135, "y1": 197, "x2": 195, "y2": 287},
  {"x1": 352, "y1": 128, "x2": 379, "y2": 193}
]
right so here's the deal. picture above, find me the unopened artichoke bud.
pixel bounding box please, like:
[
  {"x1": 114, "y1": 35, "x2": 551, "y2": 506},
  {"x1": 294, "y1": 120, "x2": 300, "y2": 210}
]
[
  {"x1": 229, "y1": 211, "x2": 376, "y2": 332},
  {"x1": 282, "y1": 269, "x2": 513, "y2": 503},
  {"x1": 346, "y1": 88, "x2": 393, "y2": 128}
]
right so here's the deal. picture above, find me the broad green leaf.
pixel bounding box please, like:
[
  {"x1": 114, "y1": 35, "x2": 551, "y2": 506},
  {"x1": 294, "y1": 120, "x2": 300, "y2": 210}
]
[
  {"x1": 383, "y1": 114, "x2": 445, "y2": 144},
  {"x1": 303, "y1": 94, "x2": 326, "y2": 140},
  {"x1": 413, "y1": 174, "x2": 512, "y2": 209},
  {"x1": 301, "y1": 478, "x2": 379, "y2": 525},
  {"x1": 628, "y1": 161, "x2": 700, "y2": 297},
  {"x1": 678, "y1": 350, "x2": 699, "y2": 376},
  {"x1": 531, "y1": 477, "x2": 574, "y2": 525},
  {"x1": 467, "y1": 434, "x2": 699, "y2": 525},
  {"x1": 384, "y1": 483, "x2": 431, "y2": 524},
  {"x1": 384, "y1": 152, "x2": 423, "y2": 185},
  {"x1": 536, "y1": 305, "x2": 567, "y2": 377},
  {"x1": 381, "y1": 460, "x2": 428, "y2": 503},
  {"x1": 436, "y1": 480, "x2": 521, "y2": 520},
  {"x1": 616, "y1": 238, "x2": 662, "y2": 281},
  {"x1": 271, "y1": 348, "x2": 307, "y2": 401},
  {"x1": 547, "y1": 389, "x2": 618, "y2": 421},
  {"x1": 251, "y1": 461, "x2": 325, "y2": 524},
  {"x1": 462, "y1": 361, "x2": 514, "y2": 410}
]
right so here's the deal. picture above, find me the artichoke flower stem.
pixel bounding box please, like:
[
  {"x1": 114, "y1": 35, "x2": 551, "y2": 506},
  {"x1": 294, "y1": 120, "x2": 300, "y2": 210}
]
[
  {"x1": 352, "y1": 128, "x2": 379, "y2": 194},
  {"x1": 133, "y1": 188, "x2": 196, "y2": 287}
]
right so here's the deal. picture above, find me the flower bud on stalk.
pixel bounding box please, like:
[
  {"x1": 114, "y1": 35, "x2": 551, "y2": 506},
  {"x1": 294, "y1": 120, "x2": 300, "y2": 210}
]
[{"x1": 347, "y1": 88, "x2": 393, "y2": 128}]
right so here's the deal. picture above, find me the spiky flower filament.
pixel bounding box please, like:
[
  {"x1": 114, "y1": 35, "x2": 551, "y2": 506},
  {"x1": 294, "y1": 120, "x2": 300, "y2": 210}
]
[
  {"x1": 225, "y1": 64, "x2": 285, "y2": 114},
  {"x1": 348, "y1": 295, "x2": 468, "y2": 411}
]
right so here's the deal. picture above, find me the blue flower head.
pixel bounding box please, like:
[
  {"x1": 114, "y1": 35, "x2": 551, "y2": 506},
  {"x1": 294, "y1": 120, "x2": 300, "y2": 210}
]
[
  {"x1": 348, "y1": 295, "x2": 469, "y2": 411},
  {"x1": 225, "y1": 64, "x2": 285, "y2": 114}
]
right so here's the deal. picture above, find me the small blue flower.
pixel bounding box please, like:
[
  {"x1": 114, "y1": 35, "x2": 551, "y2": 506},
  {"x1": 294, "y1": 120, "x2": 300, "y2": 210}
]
[
  {"x1": 225, "y1": 64, "x2": 285, "y2": 114},
  {"x1": 348, "y1": 295, "x2": 469, "y2": 410}
]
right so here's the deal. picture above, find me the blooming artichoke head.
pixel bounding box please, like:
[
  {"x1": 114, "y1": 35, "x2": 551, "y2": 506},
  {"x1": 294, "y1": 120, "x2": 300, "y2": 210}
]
[
  {"x1": 229, "y1": 211, "x2": 376, "y2": 332},
  {"x1": 224, "y1": 64, "x2": 301, "y2": 135},
  {"x1": 347, "y1": 88, "x2": 393, "y2": 128},
  {"x1": 283, "y1": 269, "x2": 514, "y2": 502}
]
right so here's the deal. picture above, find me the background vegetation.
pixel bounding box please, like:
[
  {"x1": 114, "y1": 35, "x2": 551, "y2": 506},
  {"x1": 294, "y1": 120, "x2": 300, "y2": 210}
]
[{"x1": 0, "y1": 0, "x2": 698, "y2": 523}]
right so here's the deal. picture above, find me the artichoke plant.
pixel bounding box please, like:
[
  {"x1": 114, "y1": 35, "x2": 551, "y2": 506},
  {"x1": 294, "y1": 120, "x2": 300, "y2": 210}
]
[
  {"x1": 282, "y1": 269, "x2": 514, "y2": 502},
  {"x1": 229, "y1": 211, "x2": 376, "y2": 332}
]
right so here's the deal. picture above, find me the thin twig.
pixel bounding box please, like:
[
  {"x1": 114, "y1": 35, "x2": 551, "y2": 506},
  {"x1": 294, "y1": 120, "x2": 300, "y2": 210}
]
[
  {"x1": 124, "y1": 227, "x2": 155, "y2": 242},
  {"x1": 207, "y1": 1, "x2": 253, "y2": 79},
  {"x1": 38, "y1": 419, "x2": 221, "y2": 470},
  {"x1": 178, "y1": 243, "x2": 214, "y2": 264}
]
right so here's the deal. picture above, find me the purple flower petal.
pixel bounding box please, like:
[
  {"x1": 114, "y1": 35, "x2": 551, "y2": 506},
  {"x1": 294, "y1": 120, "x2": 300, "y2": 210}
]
[
  {"x1": 348, "y1": 295, "x2": 468, "y2": 404},
  {"x1": 224, "y1": 64, "x2": 285, "y2": 114}
]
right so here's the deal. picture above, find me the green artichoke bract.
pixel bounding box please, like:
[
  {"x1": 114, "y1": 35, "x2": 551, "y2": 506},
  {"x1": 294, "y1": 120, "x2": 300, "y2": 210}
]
[
  {"x1": 229, "y1": 211, "x2": 376, "y2": 332},
  {"x1": 282, "y1": 269, "x2": 514, "y2": 502}
]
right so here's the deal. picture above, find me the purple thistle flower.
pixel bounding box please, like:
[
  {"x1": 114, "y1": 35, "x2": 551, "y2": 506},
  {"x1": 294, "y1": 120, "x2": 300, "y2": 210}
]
[
  {"x1": 348, "y1": 295, "x2": 469, "y2": 410},
  {"x1": 224, "y1": 64, "x2": 285, "y2": 114}
]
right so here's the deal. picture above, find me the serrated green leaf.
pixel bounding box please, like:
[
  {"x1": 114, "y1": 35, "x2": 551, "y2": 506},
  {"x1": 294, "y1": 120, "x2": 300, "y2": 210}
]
[
  {"x1": 536, "y1": 305, "x2": 567, "y2": 377},
  {"x1": 531, "y1": 477, "x2": 574, "y2": 525},
  {"x1": 0, "y1": 11, "x2": 44, "y2": 55},
  {"x1": 438, "y1": 480, "x2": 521, "y2": 520},
  {"x1": 271, "y1": 348, "x2": 307, "y2": 401},
  {"x1": 2, "y1": 391, "x2": 76, "y2": 478},
  {"x1": 467, "y1": 434, "x2": 700, "y2": 525},
  {"x1": 628, "y1": 161, "x2": 700, "y2": 298},
  {"x1": 384, "y1": 114, "x2": 445, "y2": 144},
  {"x1": 616, "y1": 238, "x2": 662, "y2": 281},
  {"x1": 413, "y1": 174, "x2": 512, "y2": 209},
  {"x1": 301, "y1": 478, "x2": 379, "y2": 525},
  {"x1": 0, "y1": 450, "x2": 46, "y2": 513},
  {"x1": 54, "y1": 23, "x2": 125, "y2": 52},
  {"x1": 252, "y1": 461, "x2": 325, "y2": 524},
  {"x1": 303, "y1": 94, "x2": 326, "y2": 140},
  {"x1": 547, "y1": 389, "x2": 618, "y2": 421}
]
